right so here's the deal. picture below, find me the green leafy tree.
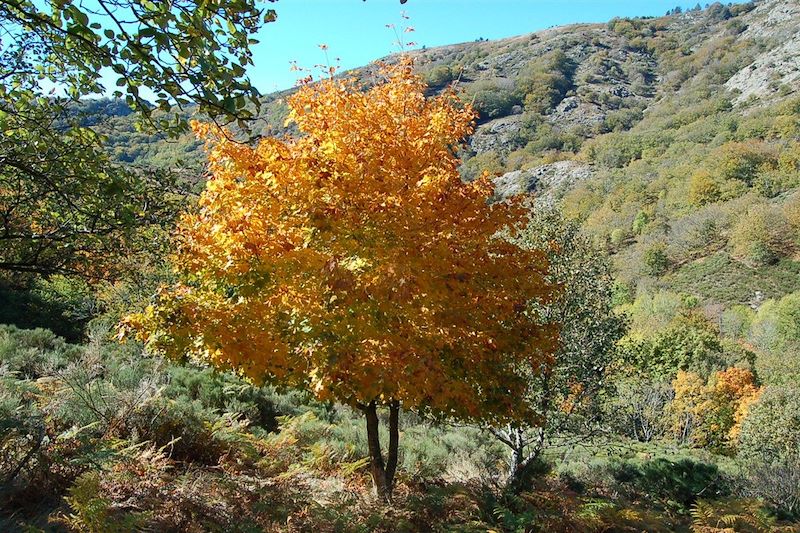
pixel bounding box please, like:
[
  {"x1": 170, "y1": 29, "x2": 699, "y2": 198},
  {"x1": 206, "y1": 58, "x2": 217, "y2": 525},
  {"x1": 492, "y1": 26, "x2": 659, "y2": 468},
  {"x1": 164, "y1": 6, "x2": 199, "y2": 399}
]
[
  {"x1": 0, "y1": 0, "x2": 283, "y2": 282},
  {"x1": 738, "y1": 386, "x2": 800, "y2": 518},
  {"x1": 2, "y1": 0, "x2": 278, "y2": 128},
  {"x1": 0, "y1": 100, "x2": 183, "y2": 280},
  {"x1": 516, "y1": 50, "x2": 575, "y2": 114},
  {"x1": 643, "y1": 242, "x2": 670, "y2": 276},
  {"x1": 492, "y1": 207, "x2": 627, "y2": 490},
  {"x1": 620, "y1": 313, "x2": 751, "y2": 380},
  {"x1": 729, "y1": 203, "x2": 792, "y2": 266}
]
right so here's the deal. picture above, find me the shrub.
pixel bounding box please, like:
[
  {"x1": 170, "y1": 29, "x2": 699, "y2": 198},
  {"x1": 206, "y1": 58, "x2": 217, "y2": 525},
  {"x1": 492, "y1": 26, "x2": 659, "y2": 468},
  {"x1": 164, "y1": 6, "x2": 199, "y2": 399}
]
[
  {"x1": 715, "y1": 141, "x2": 777, "y2": 186},
  {"x1": 425, "y1": 65, "x2": 454, "y2": 88},
  {"x1": 609, "y1": 458, "x2": 728, "y2": 508},
  {"x1": 603, "y1": 108, "x2": 644, "y2": 133},
  {"x1": 606, "y1": 377, "x2": 672, "y2": 441},
  {"x1": 688, "y1": 169, "x2": 722, "y2": 206},
  {"x1": 784, "y1": 193, "x2": 800, "y2": 246},
  {"x1": 459, "y1": 151, "x2": 504, "y2": 181},
  {"x1": 588, "y1": 135, "x2": 645, "y2": 168},
  {"x1": 465, "y1": 79, "x2": 520, "y2": 120},
  {"x1": 0, "y1": 324, "x2": 81, "y2": 378},
  {"x1": 643, "y1": 242, "x2": 670, "y2": 276},
  {"x1": 517, "y1": 51, "x2": 575, "y2": 114},
  {"x1": 738, "y1": 386, "x2": 800, "y2": 518},
  {"x1": 729, "y1": 203, "x2": 792, "y2": 266},
  {"x1": 775, "y1": 292, "x2": 800, "y2": 343},
  {"x1": 631, "y1": 210, "x2": 650, "y2": 235},
  {"x1": 719, "y1": 305, "x2": 754, "y2": 339},
  {"x1": 622, "y1": 314, "x2": 748, "y2": 380}
]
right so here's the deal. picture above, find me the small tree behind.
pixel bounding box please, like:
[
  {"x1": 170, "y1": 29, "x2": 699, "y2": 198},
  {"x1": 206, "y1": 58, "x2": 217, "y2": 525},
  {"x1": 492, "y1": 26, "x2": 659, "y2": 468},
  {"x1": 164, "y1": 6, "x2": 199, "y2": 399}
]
[
  {"x1": 491, "y1": 207, "x2": 627, "y2": 490},
  {"x1": 125, "y1": 59, "x2": 558, "y2": 501}
]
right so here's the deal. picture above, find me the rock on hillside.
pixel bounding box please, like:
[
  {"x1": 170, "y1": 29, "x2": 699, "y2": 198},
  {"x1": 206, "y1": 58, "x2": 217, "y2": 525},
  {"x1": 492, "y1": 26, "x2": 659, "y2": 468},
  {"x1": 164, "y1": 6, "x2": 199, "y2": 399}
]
[
  {"x1": 492, "y1": 160, "x2": 594, "y2": 202},
  {"x1": 725, "y1": 0, "x2": 800, "y2": 104}
]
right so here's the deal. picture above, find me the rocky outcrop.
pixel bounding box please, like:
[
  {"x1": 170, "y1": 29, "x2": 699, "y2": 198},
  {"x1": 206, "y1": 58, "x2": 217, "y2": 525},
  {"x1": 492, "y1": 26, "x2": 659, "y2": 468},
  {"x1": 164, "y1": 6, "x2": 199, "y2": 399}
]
[
  {"x1": 725, "y1": 1, "x2": 800, "y2": 105},
  {"x1": 469, "y1": 115, "x2": 525, "y2": 154},
  {"x1": 492, "y1": 160, "x2": 594, "y2": 202}
]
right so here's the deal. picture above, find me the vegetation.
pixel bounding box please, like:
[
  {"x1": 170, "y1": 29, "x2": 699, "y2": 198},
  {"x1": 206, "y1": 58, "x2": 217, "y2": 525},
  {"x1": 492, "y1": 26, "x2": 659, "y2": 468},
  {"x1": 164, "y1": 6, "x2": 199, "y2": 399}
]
[{"x1": 2, "y1": 0, "x2": 800, "y2": 530}]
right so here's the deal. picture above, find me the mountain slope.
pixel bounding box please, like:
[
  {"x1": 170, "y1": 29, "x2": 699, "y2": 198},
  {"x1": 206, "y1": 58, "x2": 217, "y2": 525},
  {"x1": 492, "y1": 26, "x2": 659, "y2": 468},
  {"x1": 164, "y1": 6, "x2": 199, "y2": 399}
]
[{"x1": 95, "y1": 0, "x2": 799, "y2": 315}]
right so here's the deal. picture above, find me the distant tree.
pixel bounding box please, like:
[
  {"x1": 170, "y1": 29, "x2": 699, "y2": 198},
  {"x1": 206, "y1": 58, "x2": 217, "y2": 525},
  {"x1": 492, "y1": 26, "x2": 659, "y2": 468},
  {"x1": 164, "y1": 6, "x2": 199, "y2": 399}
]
[
  {"x1": 516, "y1": 50, "x2": 576, "y2": 114},
  {"x1": 124, "y1": 60, "x2": 559, "y2": 502},
  {"x1": 729, "y1": 203, "x2": 792, "y2": 266},
  {"x1": 466, "y1": 79, "x2": 520, "y2": 120},
  {"x1": 688, "y1": 170, "x2": 722, "y2": 206},
  {"x1": 643, "y1": 242, "x2": 670, "y2": 276},
  {"x1": 671, "y1": 367, "x2": 761, "y2": 448},
  {"x1": 620, "y1": 313, "x2": 745, "y2": 380}
]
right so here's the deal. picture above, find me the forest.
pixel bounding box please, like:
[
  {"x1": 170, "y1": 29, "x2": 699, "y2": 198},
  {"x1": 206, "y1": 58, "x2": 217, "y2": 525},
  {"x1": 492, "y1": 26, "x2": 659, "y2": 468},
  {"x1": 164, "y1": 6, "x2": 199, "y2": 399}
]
[{"x1": 1, "y1": 0, "x2": 800, "y2": 531}]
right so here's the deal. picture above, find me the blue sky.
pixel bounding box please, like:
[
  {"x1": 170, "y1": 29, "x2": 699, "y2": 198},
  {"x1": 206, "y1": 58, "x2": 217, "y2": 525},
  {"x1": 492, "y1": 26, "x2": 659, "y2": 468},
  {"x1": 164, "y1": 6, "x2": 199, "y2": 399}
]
[{"x1": 248, "y1": 0, "x2": 727, "y2": 92}]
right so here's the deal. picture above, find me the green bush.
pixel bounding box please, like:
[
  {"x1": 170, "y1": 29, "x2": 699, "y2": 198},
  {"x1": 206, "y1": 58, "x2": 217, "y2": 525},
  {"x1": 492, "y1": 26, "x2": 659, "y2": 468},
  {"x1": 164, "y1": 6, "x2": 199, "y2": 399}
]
[
  {"x1": 465, "y1": 80, "x2": 520, "y2": 120},
  {"x1": 425, "y1": 65, "x2": 454, "y2": 88},
  {"x1": 738, "y1": 386, "x2": 800, "y2": 518},
  {"x1": 643, "y1": 243, "x2": 670, "y2": 276},
  {"x1": 775, "y1": 293, "x2": 800, "y2": 343},
  {"x1": 729, "y1": 203, "x2": 792, "y2": 266},
  {"x1": 0, "y1": 324, "x2": 81, "y2": 378},
  {"x1": 516, "y1": 50, "x2": 575, "y2": 113},
  {"x1": 459, "y1": 150, "x2": 504, "y2": 180},
  {"x1": 611, "y1": 458, "x2": 728, "y2": 508},
  {"x1": 621, "y1": 314, "x2": 745, "y2": 379},
  {"x1": 719, "y1": 305, "x2": 754, "y2": 339},
  {"x1": 0, "y1": 277, "x2": 95, "y2": 342}
]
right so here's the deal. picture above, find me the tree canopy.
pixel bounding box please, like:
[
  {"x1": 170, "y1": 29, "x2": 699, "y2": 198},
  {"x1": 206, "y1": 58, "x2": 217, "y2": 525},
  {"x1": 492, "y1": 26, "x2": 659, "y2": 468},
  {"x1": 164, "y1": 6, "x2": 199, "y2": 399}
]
[
  {"x1": 128, "y1": 59, "x2": 557, "y2": 420},
  {"x1": 0, "y1": 0, "x2": 278, "y2": 281},
  {"x1": 125, "y1": 59, "x2": 559, "y2": 498},
  {"x1": 1, "y1": 0, "x2": 277, "y2": 127}
]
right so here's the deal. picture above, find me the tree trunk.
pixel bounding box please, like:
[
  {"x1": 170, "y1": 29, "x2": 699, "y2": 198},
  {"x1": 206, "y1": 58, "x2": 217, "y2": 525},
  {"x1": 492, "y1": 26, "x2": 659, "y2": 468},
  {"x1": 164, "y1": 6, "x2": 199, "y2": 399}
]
[
  {"x1": 386, "y1": 400, "x2": 400, "y2": 490},
  {"x1": 361, "y1": 400, "x2": 400, "y2": 502},
  {"x1": 507, "y1": 426, "x2": 525, "y2": 485},
  {"x1": 504, "y1": 425, "x2": 546, "y2": 492}
]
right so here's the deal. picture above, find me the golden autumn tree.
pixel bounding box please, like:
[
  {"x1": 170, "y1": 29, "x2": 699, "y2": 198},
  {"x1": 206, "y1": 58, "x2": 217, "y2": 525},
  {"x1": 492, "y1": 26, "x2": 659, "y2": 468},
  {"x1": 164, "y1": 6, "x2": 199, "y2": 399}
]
[
  {"x1": 123, "y1": 58, "x2": 557, "y2": 500},
  {"x1": 671, "y1": 367, "x2": 761, "y2": 448}
]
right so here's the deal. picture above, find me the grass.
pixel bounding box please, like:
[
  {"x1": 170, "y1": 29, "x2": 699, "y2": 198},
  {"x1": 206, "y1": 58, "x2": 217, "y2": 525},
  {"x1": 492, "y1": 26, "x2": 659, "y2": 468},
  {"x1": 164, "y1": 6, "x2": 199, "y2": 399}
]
[{"x1": 664, "y1": 252, "x2": 800, "y2": 306}]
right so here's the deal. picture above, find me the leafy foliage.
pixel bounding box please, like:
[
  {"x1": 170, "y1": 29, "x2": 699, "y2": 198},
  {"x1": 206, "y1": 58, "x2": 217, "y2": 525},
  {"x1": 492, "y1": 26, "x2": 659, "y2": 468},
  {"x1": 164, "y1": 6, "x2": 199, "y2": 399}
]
[
  {"x1": 738, "y1": 386, "x2": 800, "y2": 519},
  {"x1": 0, "y1": 98, "x2": 185, "y2": 280},
  {"x1": 493, "y1": 207, "x2": 626, "y2": 488},
  {"x1": 127, "y1": 59, "x2": 557, "y2": 424},
  {"x1": 1, "y1": 0, "x2": 276, "y2": 128}
]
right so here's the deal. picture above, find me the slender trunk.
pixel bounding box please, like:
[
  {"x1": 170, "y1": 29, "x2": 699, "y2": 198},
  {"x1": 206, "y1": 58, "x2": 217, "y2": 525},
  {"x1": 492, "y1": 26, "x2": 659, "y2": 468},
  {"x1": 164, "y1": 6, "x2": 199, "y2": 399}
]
[
  {"x1": 361, "y1": 400, "x2": 400, "y2": 502},
  {"x1": 386, "y1": 400, "x2": 400, "y2": 489},
  {"x1": 505, "y1": 425, "x2": 546, "y2": 492},
  {"x1": 507, "y1": 425, "x2": 525, "y2": 485}
]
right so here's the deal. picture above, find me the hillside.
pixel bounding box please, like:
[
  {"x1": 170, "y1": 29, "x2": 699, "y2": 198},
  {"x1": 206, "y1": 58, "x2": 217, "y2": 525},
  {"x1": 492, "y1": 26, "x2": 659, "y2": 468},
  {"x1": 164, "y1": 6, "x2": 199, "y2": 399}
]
[{"x1": 96, "y1": 0, "x2": 800, "y2": 309}]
